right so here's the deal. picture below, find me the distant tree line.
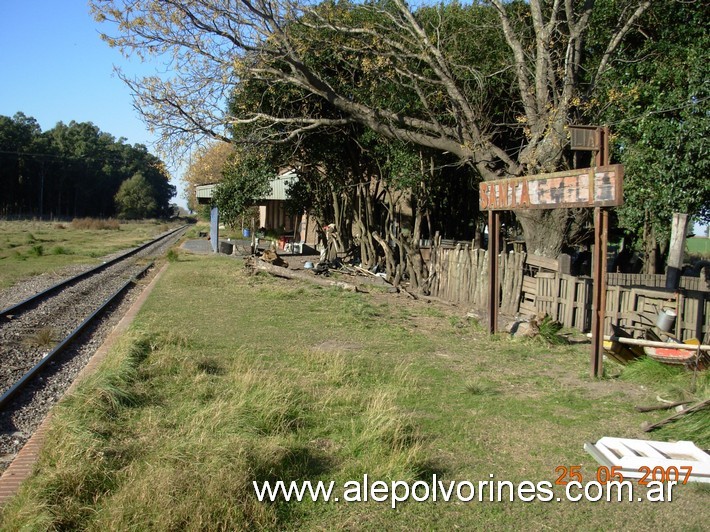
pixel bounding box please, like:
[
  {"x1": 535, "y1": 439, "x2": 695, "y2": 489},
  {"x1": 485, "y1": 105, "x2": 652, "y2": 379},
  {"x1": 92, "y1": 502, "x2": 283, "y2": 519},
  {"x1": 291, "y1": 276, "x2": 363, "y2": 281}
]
[{"x1": 0, "y1": 112, "x2": 176, "y2": 219}]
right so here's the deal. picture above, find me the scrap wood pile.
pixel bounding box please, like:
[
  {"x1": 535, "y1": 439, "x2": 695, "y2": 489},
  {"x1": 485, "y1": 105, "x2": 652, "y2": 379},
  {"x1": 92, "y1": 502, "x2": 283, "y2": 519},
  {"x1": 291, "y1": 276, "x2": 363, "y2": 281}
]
[
  {"x1": 245, "y1": 253, "x2": 370, "y2": 293},
  {"x1": 602, "y1": 324, "x2": 709, "y2": 372},
  {"x1": 245, "y1": 248, "x2": 400, "y2": 292},
  {"x1": 259, "y1": 248, "x2": 289, "y2": 268},
  {"x1": 635, "y1": 398, "x2": 710, "y2": 434}
]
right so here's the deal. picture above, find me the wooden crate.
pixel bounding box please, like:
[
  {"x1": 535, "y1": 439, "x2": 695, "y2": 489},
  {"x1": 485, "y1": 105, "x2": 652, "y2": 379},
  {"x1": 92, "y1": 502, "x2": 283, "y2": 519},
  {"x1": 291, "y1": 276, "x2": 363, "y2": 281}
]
[{"x1": 603, "y1": 286, "x2": 709, "y2": 340}]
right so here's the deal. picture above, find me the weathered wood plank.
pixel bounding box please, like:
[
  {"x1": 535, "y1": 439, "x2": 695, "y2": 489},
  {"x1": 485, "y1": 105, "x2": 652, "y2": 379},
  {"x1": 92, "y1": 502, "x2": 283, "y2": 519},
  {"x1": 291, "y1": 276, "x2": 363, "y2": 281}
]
[{"x1": 527, "y1": 254, "x2": 559, "y2": 272}]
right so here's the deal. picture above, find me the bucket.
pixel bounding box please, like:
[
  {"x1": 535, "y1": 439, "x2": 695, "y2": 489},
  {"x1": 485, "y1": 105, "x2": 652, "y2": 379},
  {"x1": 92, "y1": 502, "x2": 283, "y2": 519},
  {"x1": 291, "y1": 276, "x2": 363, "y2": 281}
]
[
  {"x1": 656, "y1": 309, "x2": 677, "y2": 332},
  {"x1": 242, "y1": 228, "x2": 251, "y2": 238}
]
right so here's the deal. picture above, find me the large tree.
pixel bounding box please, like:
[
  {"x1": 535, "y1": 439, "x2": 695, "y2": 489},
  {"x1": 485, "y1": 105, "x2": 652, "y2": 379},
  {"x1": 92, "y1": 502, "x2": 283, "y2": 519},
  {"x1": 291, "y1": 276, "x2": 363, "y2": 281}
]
[
  {"x1": 0, "y1": 113, "x2": 55, "y2": 216},
  {"x1": 588, "y1": 0, "x2": 709, "y2": 272},
  {"x1": 91, "y1": 0, "x2": 652, "y2": 256},
  {"x1": 212, "y1": 153, "x2": 273, "y2": 228},
  {"x1": 115, "y1": 172, "x2": 159, "y2": 219},
  {"x1": 182, "y1": 141, "x2": 236, "y2": 211}
]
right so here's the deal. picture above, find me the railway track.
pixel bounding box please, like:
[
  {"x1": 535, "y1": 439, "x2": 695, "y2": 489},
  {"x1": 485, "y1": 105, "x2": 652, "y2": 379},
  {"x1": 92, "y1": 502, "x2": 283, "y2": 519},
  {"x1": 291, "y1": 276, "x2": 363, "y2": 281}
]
[{"x1": 0, "y1": 225, "x2": 188, "y2": 468}]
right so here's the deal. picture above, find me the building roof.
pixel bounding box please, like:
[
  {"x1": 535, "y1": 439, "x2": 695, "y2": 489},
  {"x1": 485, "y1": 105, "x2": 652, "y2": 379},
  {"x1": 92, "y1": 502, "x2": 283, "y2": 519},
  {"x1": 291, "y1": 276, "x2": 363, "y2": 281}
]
[
  {"x1": 195, "y1": 184, "x2": 215, "y2": 202},
  {"x1": 262, "y1": 169, "x2": 297, "y2": 201},
  {"x1": 195, "y1": 169, "x2": 297, "y2": 205}
]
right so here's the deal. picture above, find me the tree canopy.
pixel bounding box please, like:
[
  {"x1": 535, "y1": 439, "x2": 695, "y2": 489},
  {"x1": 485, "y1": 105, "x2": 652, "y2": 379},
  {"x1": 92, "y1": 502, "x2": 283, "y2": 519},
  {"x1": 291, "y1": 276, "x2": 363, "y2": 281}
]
[
  {"x1": 91, "y1": 0, "x2": 709, "y2": 260},
  {"x1": 115, "y1": 172, "x2": 159, "y2": 219},
  {"x1": 212, "y1": 153, "x2": 273, "y2": 228},
  {"x1": 92, "y1": 0, "x2": 648, "y2": 172},
  {"x1": 181, "y1": 141, "x2": 235, "y2": 211},
  {"x1": 90, "y1": 0, "x2": 660, "y2": 256},
  {"x1": 588, "y1": 0, "x2": 709, "y2": 268}
]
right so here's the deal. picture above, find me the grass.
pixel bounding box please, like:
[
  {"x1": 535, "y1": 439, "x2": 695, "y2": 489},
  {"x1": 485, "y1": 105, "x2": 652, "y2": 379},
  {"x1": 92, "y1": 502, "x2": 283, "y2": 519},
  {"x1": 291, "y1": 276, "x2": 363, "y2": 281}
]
[
  {"x1": 686, "y1": 237, "x2": 710, "y2": 258},
  {"x1": 1, "y1": 255, "x2": 708, "y2": 530},
  {"x1": 23, "y1": 326, "x2": 58, "y2": 348},
  {"x1": 70, "y1": 218, "x2": 121, "y2": 230},
  {"x1": 166, "y1": 247, "x2": 180, "y2": 262},
  {"x1": 621, "y1": 357, "x2": 710, "y2": 401},
  {"x1": 0, "y1": 219, "x2": 183, "y2": 290},
  {"x1": 620, "y1": 357, "x2": 710, "y2": 447}
]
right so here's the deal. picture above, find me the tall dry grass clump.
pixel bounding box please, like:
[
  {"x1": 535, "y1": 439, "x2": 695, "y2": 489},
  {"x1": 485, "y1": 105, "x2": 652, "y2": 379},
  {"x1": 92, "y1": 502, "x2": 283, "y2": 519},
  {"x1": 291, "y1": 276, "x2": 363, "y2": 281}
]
[
  {"x1": 70, "y1": 218, "x2": 120, "y2": 230},
  {"x1": 0, "y1": 323, "x2": 427, "y2": 530}
]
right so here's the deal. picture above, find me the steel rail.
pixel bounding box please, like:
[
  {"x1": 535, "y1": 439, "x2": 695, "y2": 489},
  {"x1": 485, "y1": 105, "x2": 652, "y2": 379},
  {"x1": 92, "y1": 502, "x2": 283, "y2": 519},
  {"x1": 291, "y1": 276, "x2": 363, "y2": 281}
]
[
  {"x1": 0, "y1": 262, "x2": 154, "y2": 410},
  {"x1": 0, "y1": 225, "x2": 186, "y2": 319}
]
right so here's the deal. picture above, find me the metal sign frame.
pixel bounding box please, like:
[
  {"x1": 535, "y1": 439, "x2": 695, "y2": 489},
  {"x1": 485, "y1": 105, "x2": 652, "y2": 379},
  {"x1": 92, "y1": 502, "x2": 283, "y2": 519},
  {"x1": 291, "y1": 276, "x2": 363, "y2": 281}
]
[{"x1": 482, "y1": 127, "x2": 616, "y2": 378}]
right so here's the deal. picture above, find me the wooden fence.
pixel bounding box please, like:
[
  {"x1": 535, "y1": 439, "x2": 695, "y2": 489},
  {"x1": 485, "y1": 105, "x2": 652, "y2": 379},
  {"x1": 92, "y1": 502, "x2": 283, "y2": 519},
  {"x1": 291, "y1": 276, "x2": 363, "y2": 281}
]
[
  {"x1": 425, "y1": 242, "x2": 710, "y2": 340},
  {"x1": 604, "y1": 286, "x2": 710, "y2": 341},
  {"x1": 531, "y1": 273, "x2": 593, "y2": 331},
  {"x1": 427, "y1": 243, "x2": 524, "y2": 314},
  {"x1": 524, "y1": 273, "x2": 708, "y2": 338},
  {"x1": 608, "y1": 273, "x2": 709, "y2": 292}
]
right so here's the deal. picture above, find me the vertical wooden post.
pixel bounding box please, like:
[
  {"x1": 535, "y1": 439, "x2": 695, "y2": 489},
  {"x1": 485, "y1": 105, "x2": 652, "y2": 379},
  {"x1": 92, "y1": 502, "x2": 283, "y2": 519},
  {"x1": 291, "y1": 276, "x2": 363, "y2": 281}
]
[
  {"x1": 695, "y1": 293, "x2": 706, "y2": 342},
  {"x1": 601, "y1": 126, "x2": 610, "y2": 166},
  {"x1": 488, "y1": 210, "x2": 501, "y2": 334},
  {"x1": 666, "y1": 213, "x2": 689, "y2": 290}
]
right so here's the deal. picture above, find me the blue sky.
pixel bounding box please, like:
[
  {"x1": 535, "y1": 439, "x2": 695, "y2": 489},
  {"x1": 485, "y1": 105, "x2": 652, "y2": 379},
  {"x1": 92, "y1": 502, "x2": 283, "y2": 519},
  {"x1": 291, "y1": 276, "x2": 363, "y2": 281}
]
[
  {"x1": 0, "y1": 1, "x2": 156, "y2": 145},
  {"x1": 0, "y1": 0, "x2": 188, "y2": 205}
]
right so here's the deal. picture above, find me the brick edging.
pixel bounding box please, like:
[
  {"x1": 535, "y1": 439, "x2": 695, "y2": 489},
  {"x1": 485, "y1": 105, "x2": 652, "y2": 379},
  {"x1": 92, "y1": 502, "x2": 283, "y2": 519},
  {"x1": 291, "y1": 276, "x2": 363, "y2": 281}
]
[{"x1": 0, "y1": 263, "x2": 170, "y2": 506}]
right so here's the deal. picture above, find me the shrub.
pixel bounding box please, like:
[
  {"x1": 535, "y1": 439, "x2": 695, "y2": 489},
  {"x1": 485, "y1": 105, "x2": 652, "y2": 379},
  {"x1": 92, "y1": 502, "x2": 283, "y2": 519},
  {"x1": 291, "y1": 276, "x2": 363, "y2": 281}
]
[
  {"x1": 166, "y1": 248, "x2": 179, "y2": 262},
  {"x1": 536, "y1": 314, "x2": 566, "y2": 345},
  {"x1": 51, "y1": 246, "x2": 71, "y2": 255},
  {"x1": 28, "y1": 244, "x2": 44, "y2": 257}
]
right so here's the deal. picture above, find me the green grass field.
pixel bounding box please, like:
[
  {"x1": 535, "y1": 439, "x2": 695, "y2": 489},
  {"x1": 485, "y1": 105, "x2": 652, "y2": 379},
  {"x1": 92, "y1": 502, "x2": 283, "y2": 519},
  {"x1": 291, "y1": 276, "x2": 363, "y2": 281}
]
[
  {"x1": 1, "y1": 255, "x2": 707, "y2": 530},
  {"x1": 0, "y1": 219, "x2": 181, "y2": 289},
  {"x1": 687, "y1": 237, "x2": 710, "y2": 257}
]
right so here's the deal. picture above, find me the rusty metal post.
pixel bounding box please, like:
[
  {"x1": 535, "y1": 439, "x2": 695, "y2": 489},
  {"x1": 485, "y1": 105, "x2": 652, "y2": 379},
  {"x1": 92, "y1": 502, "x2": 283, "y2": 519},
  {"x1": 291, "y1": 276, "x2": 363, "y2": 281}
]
[
  {"x1": 488, "y1": 210, "x2": 501, "y2": 334},
  {"x1": 590, "y1": 126, "x2": 611, "y2": 377},
  {"x1": 595, "y1": 128, "x2": 603, "y2": 168},
  {"x1": 590, "y1": 207, "x2": 609, "y2": 377}
]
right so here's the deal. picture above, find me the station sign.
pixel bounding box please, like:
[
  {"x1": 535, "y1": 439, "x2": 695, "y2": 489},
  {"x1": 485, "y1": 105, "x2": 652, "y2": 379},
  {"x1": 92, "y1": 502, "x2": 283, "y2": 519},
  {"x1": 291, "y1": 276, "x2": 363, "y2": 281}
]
[{"x1": 479, "y1": 164, "x2": 623, "y2": 211}]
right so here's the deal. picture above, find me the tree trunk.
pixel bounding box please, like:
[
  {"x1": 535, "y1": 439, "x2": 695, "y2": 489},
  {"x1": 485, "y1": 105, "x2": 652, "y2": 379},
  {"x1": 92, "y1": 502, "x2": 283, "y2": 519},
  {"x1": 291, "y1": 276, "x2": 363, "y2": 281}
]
[
  {"x1": 515, "y1": 209, "x2": 568, "y2": 257},
  {"x1": 330, "y1": 189, "x2": 349, "y2": 253},
  {"x1": 403, "y1": 197, "x2": 425, "y2": 292},
  {"x1": 641, "y1": 214, "x2": 661, "y2": 274},
  {"x1": 372, "y1": 231, "x2": 397, "y2": 283},
  {"x1": 353, "y1": 182, "x2": 378, "y2": 268}
]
